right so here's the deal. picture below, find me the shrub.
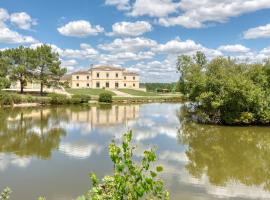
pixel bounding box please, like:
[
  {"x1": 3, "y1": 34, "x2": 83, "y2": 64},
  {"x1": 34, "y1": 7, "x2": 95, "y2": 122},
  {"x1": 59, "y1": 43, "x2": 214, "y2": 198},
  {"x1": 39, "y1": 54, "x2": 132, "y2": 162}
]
[
  {"x1": 48, "y1": 93, "x2": 69, "y2": 105},
  {"x1": 72, "y1": 94, "x2": 91, "y2": 103},
  {"x1": 0, "y1": 78, "x2": 11, "y2": 90},
  {"x1": 9, "y1": 93, "x2": 22, "y2": 104},
  {"x1": 0, "y1": 92, "x2": 22, "y2": 106},
  {"x1": 24, "y1": 95, "x2": 35, "y2": 103},
  {"x1": 78, "y1": 131, "x2": 169, "y2": 200},
  {"x1": 98, "y1": 93, "x2": 112, "y2": 103}
]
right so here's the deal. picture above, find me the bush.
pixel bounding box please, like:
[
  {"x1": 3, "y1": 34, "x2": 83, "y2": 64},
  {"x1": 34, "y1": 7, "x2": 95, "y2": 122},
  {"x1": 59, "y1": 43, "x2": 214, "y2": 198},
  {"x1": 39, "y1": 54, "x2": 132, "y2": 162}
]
[
  {"x1": 98, "y1": 93, "x2": 112, "y2": 103},
  {"x1": 0, "y1": 187, "x2": 11, "y2": 200},
  {"x1": 72, "y1": 94, "x2": 91, "y2": 103},
  {"x1": 0, "y1": 92, "x2": 22, "y2": 106},
  {"x1": 48, "y1": 93, "x2": 69, "y2": 105},
  {"x1": 79, "y1": 131, "x2": 169, "y2": 200},
  {"x1": 0, "y1": 78, "x2": 11, "y2": 90},
  {"x1": 24, "y1": 95, "x2": 35, "y2": 103}
]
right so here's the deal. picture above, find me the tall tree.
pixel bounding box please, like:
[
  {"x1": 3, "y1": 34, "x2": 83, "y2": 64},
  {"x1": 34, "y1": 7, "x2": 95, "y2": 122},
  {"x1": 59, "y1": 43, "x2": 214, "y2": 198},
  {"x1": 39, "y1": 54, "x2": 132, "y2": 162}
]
[
  {"x1": 33, "y1": 45, "x2": 66, "y2": 95},
  {"x1": 8, "y1": 46, "x2": 35, "y2": 93}
]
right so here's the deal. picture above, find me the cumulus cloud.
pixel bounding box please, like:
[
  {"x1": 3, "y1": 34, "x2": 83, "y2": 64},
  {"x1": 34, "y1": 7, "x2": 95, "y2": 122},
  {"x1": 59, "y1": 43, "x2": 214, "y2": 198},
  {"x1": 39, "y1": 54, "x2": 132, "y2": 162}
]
[
  {"x1": 243, "y1": 23, "x2": 270, "y2": 39},
  {"x1": 129, "y1": 0, "x2": 179, "y2": 17},
  {"x1": 110, "y1": 0, "x2": 270, "y2": 28},
  {"x1": 108, "y1": 21, "x2": 152, "y2": 37},
  {"x1": 0, "y1": 8, "x2": 37, "y2": 44},
  {"x1": 152, "y1": 38, "x2": 202, "y2": 54},
  {"x1": 218, "y1": 44, "x2": 250, "y2": 53},
  {"x1": 57, "y1": 20, "x2": 104, "y2": 37},
  {"x1": 0, "y1": 23, "x2": 37, "y2": 44},
  {"x1": 105, "y1": 0, "x2": 131, "y2": 11},
  {"x1": 10, "y1": 12, "x2": 37, "y2": 30},
  {"x1": 98, "y1": 37, "x2": 157, "y2": 53}
]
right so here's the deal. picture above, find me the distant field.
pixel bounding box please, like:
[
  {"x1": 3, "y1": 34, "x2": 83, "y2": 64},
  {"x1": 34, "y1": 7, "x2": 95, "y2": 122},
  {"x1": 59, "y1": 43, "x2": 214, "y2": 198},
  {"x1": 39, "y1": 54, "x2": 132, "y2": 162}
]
[
  {"x1": 66, "y1": 88, "x2": 116, "y2": 96},
  {"x1": 118, "y1": 89, "x2": 159, "y2": 96}
]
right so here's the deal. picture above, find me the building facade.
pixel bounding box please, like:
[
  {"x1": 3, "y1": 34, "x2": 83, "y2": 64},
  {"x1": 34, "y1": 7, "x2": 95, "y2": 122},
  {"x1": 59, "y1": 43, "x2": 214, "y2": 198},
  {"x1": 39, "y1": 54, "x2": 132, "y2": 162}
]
[{"x1": 67, "y1": 66, "x2": 140, "y2": 89}]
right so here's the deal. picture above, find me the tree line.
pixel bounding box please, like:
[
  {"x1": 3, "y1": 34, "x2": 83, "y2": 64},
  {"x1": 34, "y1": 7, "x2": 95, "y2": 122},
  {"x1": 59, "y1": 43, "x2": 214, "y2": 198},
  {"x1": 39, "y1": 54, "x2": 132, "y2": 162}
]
[
  {"x1": 177, "y1": 51, "x2": 270, "y2": 125},
  {"x1": 0, "y1": 45, "x2": 66, "y2": 95}
]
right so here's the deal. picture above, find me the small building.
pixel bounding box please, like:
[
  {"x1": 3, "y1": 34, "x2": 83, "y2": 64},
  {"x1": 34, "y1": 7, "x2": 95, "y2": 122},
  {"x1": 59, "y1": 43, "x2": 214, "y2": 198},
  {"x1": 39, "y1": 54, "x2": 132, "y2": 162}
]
[{"x1": 65, "y1": 66, "x2": 140, "y2": 89}]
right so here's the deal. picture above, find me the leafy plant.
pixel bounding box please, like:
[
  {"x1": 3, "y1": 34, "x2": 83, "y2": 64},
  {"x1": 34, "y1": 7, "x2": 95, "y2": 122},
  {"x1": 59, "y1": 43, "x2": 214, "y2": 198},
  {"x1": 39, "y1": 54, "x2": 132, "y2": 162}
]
[
  {"x1": 98, "y1": 93, "x2": 113, "y2": 103},
  {"x1": 79, "y1": 130, "x2": 169, "y2": 200},
  {"x1": 0, "y1": 187, "x2": 12, "y2": 200}
]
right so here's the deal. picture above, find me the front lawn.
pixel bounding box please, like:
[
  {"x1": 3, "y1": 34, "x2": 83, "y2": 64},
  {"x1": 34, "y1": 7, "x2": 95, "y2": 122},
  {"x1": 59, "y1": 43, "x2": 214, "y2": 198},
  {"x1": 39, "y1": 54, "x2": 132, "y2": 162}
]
[
  {"x1": 118, "y1": 89, "x2": 159, "y2": 96},
  {"x1": 66, "y1": 88, "x2": 116, "y2": 96}
]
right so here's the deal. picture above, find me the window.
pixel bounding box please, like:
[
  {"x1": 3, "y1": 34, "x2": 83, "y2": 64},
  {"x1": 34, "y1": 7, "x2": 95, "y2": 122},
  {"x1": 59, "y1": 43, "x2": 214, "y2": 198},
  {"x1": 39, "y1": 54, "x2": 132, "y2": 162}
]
[
  {"x1": 96, "y1": 82, "x2": 100, "y2": 88},
  {"x1": 124, "y1": 76, "x2": 126, "y2": 80},
  {"x1": 116, "y1": 73, "x2": 118, "y2": 78},
  {"x1": 124, "y1": 83, "x2": 126, "y2": 87},
  {"x1": 97, "y1": 73, "x2": 99, "y2": 78},
  {"x1": 115, "y1": 82, "x2": 119, "y2": 88},
  {"x1": 76, "y1": 83, "x2": 79, "y2": 87},
  {"x1": 76, "y1": 76, "x2": 79, "y2": 80},
  {"x1": 106, "y1": 82, "x2": 109, "y2": 88},
  {"x1": 87, "y1": 83, "x2": 90, "y2": 87},
  {"x1": 87, "y1": 76, "x2": 89, "y2": 80},
  {"x1": 106, "y1": 73, "x2": 109, "y2": 78},
  {"x1": 133, "y1": 76, "x2": 135, "y2": 80},
  {"x1": 133, "y1": 83, "x2": 135, "y2": 87}
]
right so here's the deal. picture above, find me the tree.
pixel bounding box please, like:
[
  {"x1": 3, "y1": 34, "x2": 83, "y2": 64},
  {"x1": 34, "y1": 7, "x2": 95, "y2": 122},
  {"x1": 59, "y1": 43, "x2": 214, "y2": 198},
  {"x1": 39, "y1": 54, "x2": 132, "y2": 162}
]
[
  {"x1": 7, "y1": 46, "x2": 35, "y2": 93},
  {"x1": 177, "y1": 52, "x2": 270, "y2": 125},
  {"x1": 33, "y1": 45, "x2": 66, "y2": 95}
]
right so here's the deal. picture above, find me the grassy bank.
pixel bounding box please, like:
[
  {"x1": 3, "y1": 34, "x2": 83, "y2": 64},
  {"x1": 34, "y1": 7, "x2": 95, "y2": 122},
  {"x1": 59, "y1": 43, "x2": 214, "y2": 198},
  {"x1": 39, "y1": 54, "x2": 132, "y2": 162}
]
[
  {"x1": 66, "y1": 88, "x2": 116, "y2": 96},
  {"x1": 118, "y1": 89, "x2": 159, "y2": 96}
]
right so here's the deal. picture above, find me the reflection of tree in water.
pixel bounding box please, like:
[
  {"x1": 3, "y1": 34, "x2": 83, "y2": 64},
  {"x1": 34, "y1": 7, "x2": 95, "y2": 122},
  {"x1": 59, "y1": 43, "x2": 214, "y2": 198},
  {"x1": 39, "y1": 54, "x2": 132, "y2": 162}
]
[
  {"x1": 177, "y1": 106, "x2": 270, "y2": 191},
  {"x1": 0, "y1": 107, "x2": 67, "y2": 159}
]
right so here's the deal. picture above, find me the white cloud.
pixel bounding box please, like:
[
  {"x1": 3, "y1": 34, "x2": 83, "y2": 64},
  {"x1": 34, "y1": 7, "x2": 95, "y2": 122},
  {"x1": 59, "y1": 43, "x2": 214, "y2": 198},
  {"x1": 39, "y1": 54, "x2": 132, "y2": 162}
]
[
  {"x1": 105, "y1": 0, "x2": 131, "y2": 11},
  {"x1": 108, "y1": 21, "x2": 152, "y2": 37},
  {"x1": 98, "y1": 37, "x2": 157, "y2": 53},
  {"x1": 152, "y1": 38, "x2": 202, "y2": 54},
  {"x1": 0, "y1": 23, "x2": 37, "y2": 44},
  {"x1": 0, "y1": 8, "x2": 9, "y2": 22},
  {"x1": 10, "y1": 12, "x2": 37, "y2": 30},
  {"x1": 218, "y1": 44, "x2": 250, "y2": 53},
  {"x1": 160, "y1": 0, "x2": 270, "y2": 28},
  {"x1": 129, "y1": 0, "x2": 179, "y2": 17},
  {"x1": 57, "y1": 20, "x2": 104, "y2": 37},
  {"x1": 243, "y1": 23, "x2": 270, "y2": 39}
]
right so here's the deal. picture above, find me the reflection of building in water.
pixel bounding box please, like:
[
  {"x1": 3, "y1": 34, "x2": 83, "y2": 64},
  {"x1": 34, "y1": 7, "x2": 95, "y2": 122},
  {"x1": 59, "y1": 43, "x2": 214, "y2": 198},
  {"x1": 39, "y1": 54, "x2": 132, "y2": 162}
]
[{"x1": 68, "y1": 105, "x2": 139, "y2": 128}]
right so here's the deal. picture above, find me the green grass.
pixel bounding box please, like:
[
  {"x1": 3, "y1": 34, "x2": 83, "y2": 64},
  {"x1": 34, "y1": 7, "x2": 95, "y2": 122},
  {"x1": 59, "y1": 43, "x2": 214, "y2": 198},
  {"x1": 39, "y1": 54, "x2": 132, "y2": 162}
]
[
  {"x1": 118, "y1": 89, "x2": 159, "y2": 96},
  {"x1": 66, "y1": 88, "x2": 116, "y2": 96}
]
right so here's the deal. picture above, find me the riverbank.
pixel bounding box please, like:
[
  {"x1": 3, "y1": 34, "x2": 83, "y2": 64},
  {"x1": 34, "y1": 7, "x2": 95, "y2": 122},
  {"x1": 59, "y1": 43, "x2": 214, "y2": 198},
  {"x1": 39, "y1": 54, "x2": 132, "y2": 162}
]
[{"x1": 0, "y1": 91, "x2": 183, "y2": 108}]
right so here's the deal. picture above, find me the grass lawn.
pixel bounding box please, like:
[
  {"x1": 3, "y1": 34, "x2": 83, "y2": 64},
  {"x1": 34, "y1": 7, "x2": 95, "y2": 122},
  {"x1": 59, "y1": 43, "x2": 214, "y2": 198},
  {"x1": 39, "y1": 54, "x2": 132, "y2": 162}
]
[
  {"x1": 118, "y1": 89, "x2": 160, "y2": 96},
  {"x1": 66, "y1": 88, "x2": 116, "y2": 96}
]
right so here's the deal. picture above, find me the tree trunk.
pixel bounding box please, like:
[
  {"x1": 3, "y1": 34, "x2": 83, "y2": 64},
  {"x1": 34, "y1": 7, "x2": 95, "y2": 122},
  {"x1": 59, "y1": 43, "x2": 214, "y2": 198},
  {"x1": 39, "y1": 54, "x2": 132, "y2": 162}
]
[
  {"x1": 40, "y1": 82, "x2": 44, "y2": 96},
  {"x1": 20, "y1": 80, "x2": 24, "y2": 94}
]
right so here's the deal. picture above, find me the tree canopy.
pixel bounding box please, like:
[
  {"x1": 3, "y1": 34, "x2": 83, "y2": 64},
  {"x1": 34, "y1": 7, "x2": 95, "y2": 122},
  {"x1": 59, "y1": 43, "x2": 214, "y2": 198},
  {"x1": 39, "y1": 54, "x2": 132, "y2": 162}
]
[{"x1": 177, "y1": 51, "x2": 270, "y2": 125}]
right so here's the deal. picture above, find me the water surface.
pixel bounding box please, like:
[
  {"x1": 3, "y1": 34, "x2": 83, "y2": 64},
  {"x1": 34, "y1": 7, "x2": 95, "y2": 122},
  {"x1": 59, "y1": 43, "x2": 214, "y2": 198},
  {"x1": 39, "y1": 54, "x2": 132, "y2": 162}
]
[{"x1": 0, "y1": 103, "x2": 270, "y2": 200}]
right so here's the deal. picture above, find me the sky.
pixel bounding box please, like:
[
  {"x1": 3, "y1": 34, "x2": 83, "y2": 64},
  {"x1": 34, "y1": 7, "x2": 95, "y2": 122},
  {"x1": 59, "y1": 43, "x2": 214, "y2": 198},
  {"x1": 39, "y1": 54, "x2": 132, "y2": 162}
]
[{"x1": 1, "y1": 0, "x2": 270, "y2": 82}]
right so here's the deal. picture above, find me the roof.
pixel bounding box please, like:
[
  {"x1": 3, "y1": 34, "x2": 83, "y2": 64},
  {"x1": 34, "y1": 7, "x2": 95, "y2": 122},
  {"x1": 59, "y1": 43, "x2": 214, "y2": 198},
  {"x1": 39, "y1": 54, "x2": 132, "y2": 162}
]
[{"x1": 90, "y1": 66, "x2": 124, "y2": 71}]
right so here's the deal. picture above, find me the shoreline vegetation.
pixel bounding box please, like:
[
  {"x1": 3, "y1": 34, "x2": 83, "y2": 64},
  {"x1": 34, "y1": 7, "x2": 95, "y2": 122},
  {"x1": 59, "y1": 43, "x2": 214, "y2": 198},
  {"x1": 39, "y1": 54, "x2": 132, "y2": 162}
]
[
  {"x1": 1, "y1": 131, "x2": 169, "y2": 200},
  {"x1": 177, "y1": 51, "x2": 270, "y2": 125}
]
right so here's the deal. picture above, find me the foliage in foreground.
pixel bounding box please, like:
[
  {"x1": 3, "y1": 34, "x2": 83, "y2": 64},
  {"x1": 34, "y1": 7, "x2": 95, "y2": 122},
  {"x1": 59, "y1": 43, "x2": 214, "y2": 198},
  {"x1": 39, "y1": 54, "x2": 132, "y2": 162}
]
[
  {"x1": 177, "y1": 51, "x2": 270, "y2": 125},
  {"x1": 0, "y1": 188, "x2": 11, "y2": 200},
  {"x1": 78, "y1": 130, "x2": 169, "y2": 200}
]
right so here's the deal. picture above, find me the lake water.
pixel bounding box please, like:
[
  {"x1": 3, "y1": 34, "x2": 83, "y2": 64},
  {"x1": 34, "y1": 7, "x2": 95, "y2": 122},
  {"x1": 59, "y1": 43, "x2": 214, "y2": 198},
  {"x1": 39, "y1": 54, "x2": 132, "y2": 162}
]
[{"x1": 1, "y1": 103, "x2": 270, "y2": 200}]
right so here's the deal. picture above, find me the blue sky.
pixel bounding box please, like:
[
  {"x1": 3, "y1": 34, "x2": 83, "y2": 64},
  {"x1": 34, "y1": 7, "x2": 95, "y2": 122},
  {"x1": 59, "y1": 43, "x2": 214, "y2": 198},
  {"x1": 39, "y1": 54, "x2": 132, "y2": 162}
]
[{"x1": 1, "y1": 0, "x2": 270, "y2": 82}]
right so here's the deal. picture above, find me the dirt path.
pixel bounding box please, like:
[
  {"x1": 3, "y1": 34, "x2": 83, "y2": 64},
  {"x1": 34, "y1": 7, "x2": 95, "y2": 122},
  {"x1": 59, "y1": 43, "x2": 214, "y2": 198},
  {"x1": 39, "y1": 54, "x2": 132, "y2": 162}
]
[{"x1": 107, "y1": 89, "x2": 133, "y2": 97}]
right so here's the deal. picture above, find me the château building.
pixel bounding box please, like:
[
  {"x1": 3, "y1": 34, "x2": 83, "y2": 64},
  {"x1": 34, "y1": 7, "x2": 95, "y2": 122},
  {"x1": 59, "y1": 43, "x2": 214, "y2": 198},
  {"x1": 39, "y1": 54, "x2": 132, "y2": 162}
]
[{"x1": 64, "y1": 66, "x2": 140, "y2": 89}]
